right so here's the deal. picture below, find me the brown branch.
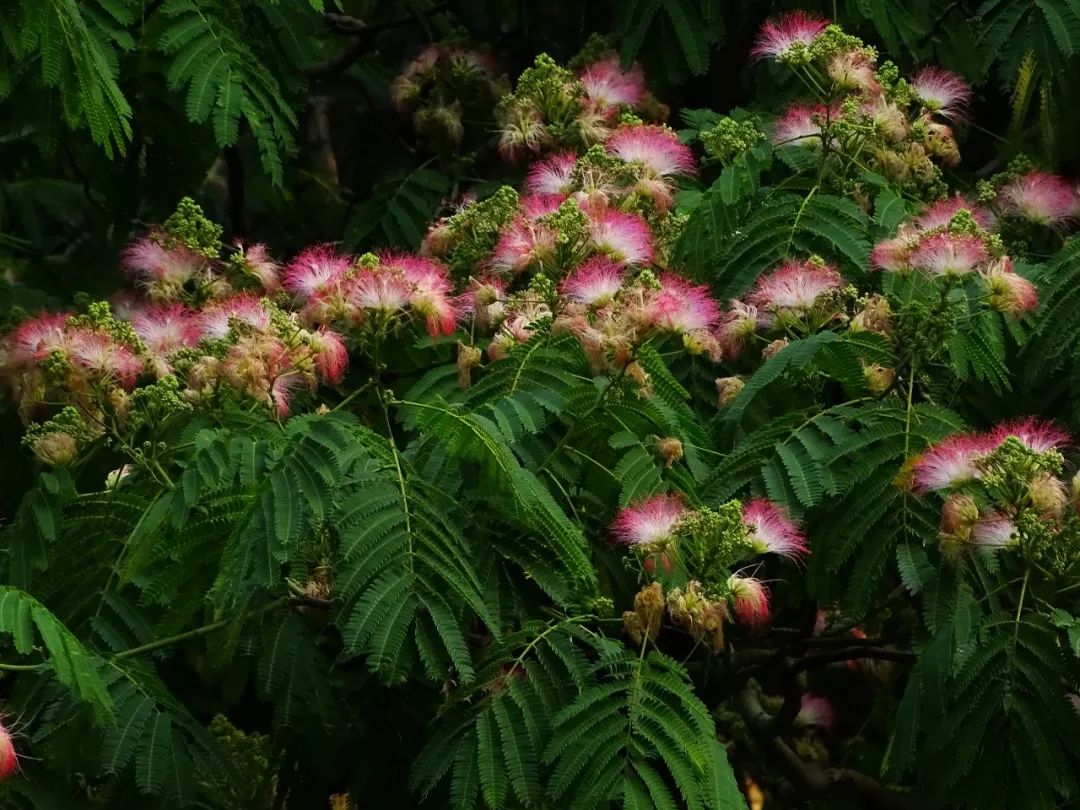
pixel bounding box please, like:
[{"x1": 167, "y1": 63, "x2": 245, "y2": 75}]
[{"x1": 735, "y1": 688, "x2": 941, "y2": 810}]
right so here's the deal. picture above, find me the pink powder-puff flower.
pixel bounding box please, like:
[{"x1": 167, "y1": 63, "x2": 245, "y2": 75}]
[
  {"x1": 457, "y1": 276, "x2": 508, "y2": 329},
  {"x1": 909, "y1": 232, "x2": 989, "y2": 276},
  {"x1": 727, "y1": 574, "x2": 771, "y2": 627},
  {"x1": 717, "y1": 301, "x2": 760, "y2": 360},
  {"x1": 796, "y1": 693, "x2": 836, "y2": 733},
  {"x1": 980, "y1": 258, "x2": 1038, "y2": 315},
  {"x1": 122, "y1": 236, "x2": 205, "y2": 287},
  {"x1": 990, "y1": 417, "x2": 1069, "y2": 453},
  {"x1": 605, "y1": 125, "x2": 695, "y2": 177},
  {"x1": 345, "y1": 267, "x2": 412, "y2": 315},
  {"x1": 611, "y1": 494, "x2": 685, "y2": 548},
  {"x1": 561, "y1": 255, "x2": 625, "y2": 306},
  {"x1": 751, "y1": 11, "x2": 829, "y2": 61},
  {"x1": 911, "y1": 67, "x2": 972, "y2": 120},
  {"x1": 66, "y1": 329, "x2": 143, "y2": 388},
  {"x1": 772, "y1": 102, "x2": 827, "y2": 147},
  {"x1": 588, "y1": 210, "x2": 654, "y2": 266},
  {"x1": 520, "y1": 194, "x2": 567, "y2": 219},
  {"x1": 387, "y1": 254, "x2": 459, "y2": 336},
  {"x1": 308, "y1": 326, "x2": 348, "y2": 385},
  {"x1": 648, "y1": 273, "x2": 720, "y2": 333},
  {"x1": 910, "y1": 434, "x2": 995, "y2": 492},
  {"x1": 525, "y1": 151, "x2": 578, "y2": 196},
  {"x1": 747, "y1": 260, "x2": 843, "y2": 312},
  {"x1": 6, "y1": 311, "x2": 70, "y2": 367},
  {"x1": 130, "y1": 304, "x2": 203, "y2": 359},
  {"x1": 0, "y1": 719, "x2": 18, "y2": 781},
  {"x1": 972, "y1": 513, "x2": 1017, "y2": 549},
  {"x1": 997, "y1": 171, "x2": 1078, "y2": 226},
  {"x1": 578, "y1": 55, "x2": 646, "y2": 111},
  {"x1": 283, "y1": 244, "x2": 351, "y2": 302},
  {"x1": 827, "y1": 50, "x2": 880, "y2": 93},
  {"x1": 488, "y1": 218, "x2": 558, "y2": 275},
  {"x1": 742, "y1": 498, "x2": 808, "y2": 561},
  {"x1": 235, "y1": 242, "x2": 281, "y2": 292},
  {"x1": 870, "y1": 229, "x2": 920, "y2": 272},
  {"x1": 200, "y1": 294, "x2": 271, "y2": 340},
  {"x1": 915, "y1": 197, "x2": 996, "y2": 232}
]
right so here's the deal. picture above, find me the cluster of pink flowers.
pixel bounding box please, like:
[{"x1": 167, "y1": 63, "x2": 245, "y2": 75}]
[
  {"x1": 872, "y1": 197, "x2": 1037, "y2": 315},
  {"x1": 610, "y1": 493, "x2": 807, "y2": 631},
  {"x1": 755, "y1": 13, "x2": 967, "y2": 188},
  {"x1": 907, "y1": 418, "x2": 1075, "y2": 559},
  {"x1": 993, "y1": 170, "x2": 1079, "y2": 227},
  {"x1": 496, "y1": 53, "x2": 667, "y2": 163}
]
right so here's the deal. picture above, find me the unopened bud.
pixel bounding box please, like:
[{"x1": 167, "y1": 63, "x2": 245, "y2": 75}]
[{"x1": 652, "y1": 436, "x2": 683, "y2": 469}]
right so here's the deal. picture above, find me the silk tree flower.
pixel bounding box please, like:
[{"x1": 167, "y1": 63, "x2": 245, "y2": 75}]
[
  {"x1": 0, "y1": 720, "x2": 16, "y2": 781},
  {"x1": 223, "y1": 334, "x2": 307, "y2": 418},
  {"x1": 747, "y1": 259, "x2": 843, "y2": 314},
  {"x1": 861, "y1": 94, "x2": 909, "y2": 142},
  {"x1": 488, "y1": 217, "x2": 558, "y2": 275},
  {"x1": 588, "y1": 210, "x2": 654, "y2": 266},
  {"x1": 827, "y1": 50, "x2": 880, "y2": 94},
  {"x1": 990, "y1": 417, "x2": 1069, "y2": 453},
  {"x1": 742, "y1": 498, "x2": 808, "y2": 561},
  {"x1": 972, "y1": 513, "x2": 1017, "y2": 549},
  {"x1": 457, "y1": 277, "x2": 508, "y2": 329},
  {"x1": 122, "y1": 236, "x2": 205, "y2": 296},
  {"x1": 383, "y1": 254, "x2": 458, "y2": 336},
  {"x1": 605, "y1": 125, "x2": 695, "y2": 178},
  {"x1": 795, "y1": 694, "x2": 836, "y2": 733},
  {"x1": 283, "y1": 244, "x2": 351, "y2": 302},
  {"x1": 911, "y1": 67, "x2": 972, "y2": 120},
  {"x1": 130, "y1": 304, "x2": 203, "y2": 373},
  {"x1": 525, "y1": 152, "x2": 578, "y2": 196},
  {"x1": 909, "y1": 232, "x2": 989, "y2": 276},
  {"x1": 647, "y1": 273, "x2": 720, "y2": 333},
  {"x1": 5, "y1": 311, "x2": 70, "y2": 367},
  {"x1": 66, "y1": 329, "x2": 143, "y2": 389},
  {"x1": 750, "y1": 11, "x2": 828, "y2": 61},
  {"x1": 235, "y1": 242, "x2": 281, "y2": 292},
  {"x1": 611, "y1": 493, "x2": 685, "y2": 550},
  {"x1": 771, "y1": 103, "x2": 827, "y2": 147},
  {"x1": 498, "y1": 105, "x2": 549, "y2": 163},
  {"x1": 716, "y1": 301, "x2": 760, "y2": 360},
  {"x1": 997, "y1": 171, "x2": 1078, "y2": 226},
  {"x1": 345, "y1": 267, "x2": 411, "y2": 318},
  {"x1": 519, "y1": 194, "x2": 566, "y2": 219},
  {"x1": 915, "y1": 196, "x2": 996, "y2": 232},
  {"x1": 980, "y1": 258, "x2": 1038, "y2": 315},
  {"x1": 487, "y1": 302, "x2": 552, "y2": 360},
  {"x1": 727, "y1": 574, "x2": 770, "y2": 628},
  {"x1": 870, "y1": 228, "x2": 921, "y2": 272},
  {"x1": 578, "y1": 55, "x2": 646, "y2": 112},
  {"x1": 308, "y1": 327, "x2": 348, "y2": 385},
  {"x1": 560, "y1": 255, "x2": 625, "y2": 306},
  {"x1": 910, "y1": 434, "x2": 995, "y2": 492},
  {"x1": 200, "y1": 294, "x2": 272, "y2": 340}
]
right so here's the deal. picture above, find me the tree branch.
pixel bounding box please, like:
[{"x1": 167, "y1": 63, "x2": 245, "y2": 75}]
[{"x1": 735, "y1": 688, "x2": 941, "y2": 810}]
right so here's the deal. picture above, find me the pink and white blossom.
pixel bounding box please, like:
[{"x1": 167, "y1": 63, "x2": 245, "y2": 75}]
[
  {"x1": 911, "y1": 434, "x2": 994, "y2": 492},
  {"x1": 796, "y1": 693, "x2": 836, "y2": 732},
  {"x1": 524, "y1": 152, "x2": 578, "y2": 196},
  {"x1": 283, "y1": 245, "x2": 351, "y2": 301},
  {"x1": 772, "y1": 103, "x2": 826, "y2": 147},
  {"x1": 130, "y1": 304, "x2": 203, "y2": 360},
  {"x1": 5, "y1": 312, "x2": 70, "y2": 367},
  {"x1": 605, "y1": 125, "x2": 695, "y2": 177},
  {"x1": 742, "y1": 498, "x2": 808, "y2": 560},
  {"x1": 727, "y1": 574, "x2": 771, "y2": 627},
  {"x1": 489, "y1": 218, "x2": 558, "y2": 275},
  {"x1": 66, "y1": 329, "x2": 143, "y2": 388},
  {"x1": 915, "y1": 197, "x2": 995, "y2": 232},
  {"x1": 578, "y1": 56, "x2": 646, "y2": 111},
  {"x1": 647, "y1": 273, "x2": 720, "y2": 333},
  {"x1": 236, "y1": 242, "x2": 282, "y2": 292},
  {"x1": 980, "y1": 258, "x2": 1038, "y2": 315},
  {"x1": 997, "y1": 171, "x2": 1078, "y2": 226},
  {"x1": 717, "y1": 301, "x2": 760, "y2": 360},
  {"x1": 611, "y1": 494, "x2": 685, "y2": 548},
  {"x1": 561, "y1": 256, "x2": 625, "y2": 306},
  {"x1": 588, "y1": 210, "x2": 654, "y2": 266},
  {"x1": 911, "y1": 67, "x2": 972, "y2": 120},
  {"x1": 200, "y1": 294, "x2": 271, "y2": 340},
  {"x1": 990, "y1": 417, "x2": 1069, "y2": 453},
  {"x1": 909, "y1": 232, "x2": 989, "y2": 276},
  {"x1": 746, "y1": 260, "x2": 843, "y2": 312},
  {"x1": 750, "y1": 11, "x2": 828, "y2": 61},
  {"x1": 387, "y1": 254, "x2": 459, "y2": 337},
  {"x1": 122, "y1": 237, "x2": 204, "y2": 288},
  {"x1": 972, "y1": 513, "x2": 1017, "y2": 549},
  {"x1": 308, "y1": 327, "x2": 348, "y2": 384}
]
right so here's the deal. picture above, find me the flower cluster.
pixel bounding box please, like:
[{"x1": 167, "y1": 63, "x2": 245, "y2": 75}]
[
  {"x1": 755, "y1": 13, "x2": 970, "y2": 191},
  {"x1": 613, "y1": 494, "x2": 807, "y2": 647},
  {"x1": 907, "y1": 418, "x2": 1080, "y2": 568},
  {"x1": 871, "y1": 198, "x2": 1037, "y2": 315},
  {"x1": 977, "y1": 162, "x2": 1080, "y2": 229},
  {"x1": 495, "y1": 52, "x2": 666, "y2": 162},
  {"x1": 389, "y1": 43, "x2": 508, "y2": 153}
]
